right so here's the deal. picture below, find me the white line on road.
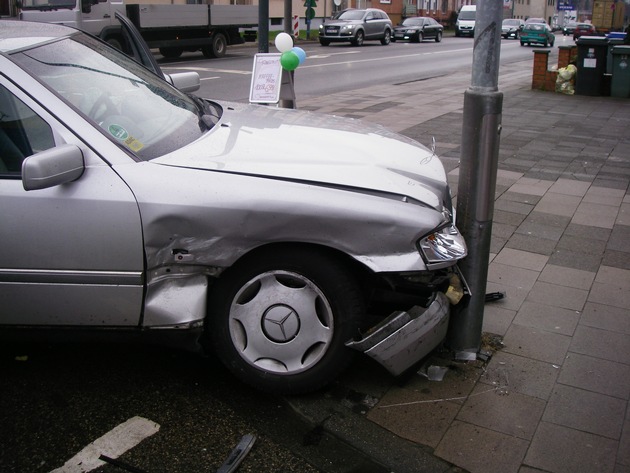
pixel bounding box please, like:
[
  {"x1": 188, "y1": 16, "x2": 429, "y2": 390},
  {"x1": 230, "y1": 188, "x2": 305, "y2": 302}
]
[{"x1": 49, "y1": 416, "x2": 160, "y2": 473}]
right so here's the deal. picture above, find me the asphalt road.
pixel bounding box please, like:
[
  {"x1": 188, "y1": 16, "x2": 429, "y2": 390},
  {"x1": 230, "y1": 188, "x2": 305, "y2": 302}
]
[
  {"x1": 157, "y1": 33, "x2": 570, "y2": 102},
  {"x1": 0, "y1": 341, "x2": 389, "y2": 473}
]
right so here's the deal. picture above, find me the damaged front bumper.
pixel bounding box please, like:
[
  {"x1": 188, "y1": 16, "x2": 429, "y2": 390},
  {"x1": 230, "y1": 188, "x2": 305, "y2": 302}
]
[{"x1": 346, "y1": 291, "x2": 451, "y2": 376}]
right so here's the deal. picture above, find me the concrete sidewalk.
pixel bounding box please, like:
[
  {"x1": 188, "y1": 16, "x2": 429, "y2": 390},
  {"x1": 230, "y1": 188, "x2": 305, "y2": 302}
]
[{"x1": 293, "y1": 53, "x2": 630, "y2": 473}]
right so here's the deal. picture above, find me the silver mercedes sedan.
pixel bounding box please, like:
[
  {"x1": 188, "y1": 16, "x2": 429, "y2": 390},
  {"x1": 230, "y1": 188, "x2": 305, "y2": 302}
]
[{"x1": 0, "y1": 20, "x2": 466, "y2": 394}]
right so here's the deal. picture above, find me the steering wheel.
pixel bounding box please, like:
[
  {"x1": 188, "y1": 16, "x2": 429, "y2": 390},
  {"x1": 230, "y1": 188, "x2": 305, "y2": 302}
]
[{"x1": 89, "y1": 94, "x2": 118, "y2": 122}]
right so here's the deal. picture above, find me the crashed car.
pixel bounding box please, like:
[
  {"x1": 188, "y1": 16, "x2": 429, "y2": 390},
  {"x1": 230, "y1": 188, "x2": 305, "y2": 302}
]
[{"x1": 0, "y1": 20, "x2": 466, "y2": 394}]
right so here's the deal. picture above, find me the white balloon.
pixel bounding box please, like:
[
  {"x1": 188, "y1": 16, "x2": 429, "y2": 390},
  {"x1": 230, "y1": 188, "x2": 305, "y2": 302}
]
[{"x1": 274, "y1": 32, "x2": 294, "y2": 53}]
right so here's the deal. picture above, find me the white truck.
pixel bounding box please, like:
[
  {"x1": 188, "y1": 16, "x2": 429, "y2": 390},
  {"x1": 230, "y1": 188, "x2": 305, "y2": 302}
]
[{"x1": 18, "y1": 0, "x2": 258, "y2": 58}]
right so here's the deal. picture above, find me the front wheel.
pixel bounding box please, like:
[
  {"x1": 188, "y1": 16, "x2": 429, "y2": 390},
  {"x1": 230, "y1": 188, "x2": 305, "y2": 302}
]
[
  {"x1": 351, "y1": 30, "x2": 365, "y2": 46},
  {"x1": 319, "y1": 38, "x2": 330, "y2": 46},
  {"x1": 435, "y1": 31, "x2": 442, "y2": 42},
  {"x1": 381, "y1": 29, "x2": 391, "y2": 45},
  {"x1": 207, "y1": 248, "x2": 365, "y2": 394},
  {"x1": 159, "y1": 47, "x2": 183, "y2": 59}
]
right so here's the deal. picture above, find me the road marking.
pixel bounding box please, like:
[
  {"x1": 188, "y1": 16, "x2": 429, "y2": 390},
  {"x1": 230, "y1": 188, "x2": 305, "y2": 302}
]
[
  {"x1": 49, "y1": 416, "x2": 160, "y2": 473},
  {"x1": 300, "y1": 47, "x2": 474, "y2": 70},
  {"x1": 162, "y1": 66, "x2": 251, "y2": 75}
]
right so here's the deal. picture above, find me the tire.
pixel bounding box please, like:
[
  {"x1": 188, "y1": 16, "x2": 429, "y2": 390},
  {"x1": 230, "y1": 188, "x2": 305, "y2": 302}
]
[
  {"x1": 319, "y1": 39, "x2": 330, "y2": 46},
  {"x1": 435, "y1": 31, "x2": 442, "y2": 43},
  {"x1": 159, "y1": 47, "x2": 183, "y2": 59},
  {"x1": 380, "y1": 29, "x2": 391, "y2": 45},
  {"x1": 202, "y1": 33, "x2": 227, "y2": 58},
  {"x1": 413, "y1": 32, "x2": 423, "y2": 43},
  {"x1": 520, "y1": 41, "x2": 525, "y2": 46},
  {"x1": 207, "y1": 247, "x2": 365, "y2": 394},
  {"x1": 351, "y1": 30, "x2": 364, "y2": 46}
]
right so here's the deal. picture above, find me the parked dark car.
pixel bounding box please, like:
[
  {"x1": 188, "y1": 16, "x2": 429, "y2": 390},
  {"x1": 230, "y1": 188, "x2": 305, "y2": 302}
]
[
  {"x1": 392, "y1": 17, "x2": 443, "y2": 43},
  {"x1": 501, "y1": 18, "x2": 525, "y2": 39},
  {"x1": 573, "y1": 23, "x2": 596, "y2": 40},
  {"x1": 562, "y1": 21, "x2": 577, "y2": 36},
  {"x1": 520, "y1": 22, "x2": 555, "y2": 47},
  {"x1": 319, "y1": 8, "x2": 393, "y2": 46}
]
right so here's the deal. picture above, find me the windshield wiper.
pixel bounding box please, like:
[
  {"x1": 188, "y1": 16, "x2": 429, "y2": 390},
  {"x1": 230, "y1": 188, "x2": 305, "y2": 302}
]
[{"x1": 187, "y1": 94, "x2": 221, "y2": 131}]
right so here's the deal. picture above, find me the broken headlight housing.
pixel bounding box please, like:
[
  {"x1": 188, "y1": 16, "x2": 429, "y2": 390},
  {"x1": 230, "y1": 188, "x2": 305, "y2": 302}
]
[{"x1": 418, "y1": 224, "x2": 467, "y2": 270}]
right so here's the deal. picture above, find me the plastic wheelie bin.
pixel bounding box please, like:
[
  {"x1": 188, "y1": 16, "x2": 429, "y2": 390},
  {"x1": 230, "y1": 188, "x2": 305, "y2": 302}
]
[
  {"x1": 575, "y1": 36, "x2": 609, "y2": 96},
  {"x1": 610, "y1": 45, "x2": 630, "y2": 98}
]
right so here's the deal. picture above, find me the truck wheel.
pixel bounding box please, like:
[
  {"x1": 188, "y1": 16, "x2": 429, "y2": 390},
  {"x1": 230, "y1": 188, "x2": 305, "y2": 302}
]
[
  {"x1": 106, "y1": 37, "x2": 123, "y2": 51},
  {"x1": 159, "y1": 47, "x2": 183, "y2": 59},
  {"x1": 207, "y1": 247, "x2": 364, "y2": 394},
  {"x1": 202, "y1": 33, "x2": 227, "y2": 58}
]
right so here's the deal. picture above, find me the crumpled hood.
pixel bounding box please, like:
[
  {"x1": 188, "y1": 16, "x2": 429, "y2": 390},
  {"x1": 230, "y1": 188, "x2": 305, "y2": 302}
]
[{"x1": 153, "y1": 102, "x2": 448, "y2": 210}]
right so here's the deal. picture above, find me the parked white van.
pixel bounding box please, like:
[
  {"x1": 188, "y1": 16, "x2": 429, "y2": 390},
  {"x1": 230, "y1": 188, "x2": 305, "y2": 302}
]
[{"x1": 455, "y1": 5, "x2": 476, "y2": 37}]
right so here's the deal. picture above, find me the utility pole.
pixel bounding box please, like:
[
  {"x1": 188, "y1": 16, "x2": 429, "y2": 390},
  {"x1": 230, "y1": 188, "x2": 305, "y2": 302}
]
[
  {"x1": 447, "y1": 0, "x2": 504, "y2": 360},
  {"x1": 258, "y1": 0, "x2": 269, "y2": 53}
]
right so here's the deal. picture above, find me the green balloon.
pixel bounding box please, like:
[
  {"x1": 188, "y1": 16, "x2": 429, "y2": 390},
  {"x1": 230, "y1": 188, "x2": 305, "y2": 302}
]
[{"x1": 280, "y1": 51, "x2": 300, "y2": 71}]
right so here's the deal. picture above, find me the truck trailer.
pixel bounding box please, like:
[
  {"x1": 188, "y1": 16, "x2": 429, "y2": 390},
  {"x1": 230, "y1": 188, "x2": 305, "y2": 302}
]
[
  {"x1": 18, "y1": 0, "x2": 258, "y2": 58},
  {"x1": 590, "y1": 0, "x2": 625, "y2": 34}
]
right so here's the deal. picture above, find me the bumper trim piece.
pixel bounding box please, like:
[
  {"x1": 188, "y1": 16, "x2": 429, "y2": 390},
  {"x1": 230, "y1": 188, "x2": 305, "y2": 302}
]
[{"x1": 346, "y1": 292, "x2": 450, "y2": 376}]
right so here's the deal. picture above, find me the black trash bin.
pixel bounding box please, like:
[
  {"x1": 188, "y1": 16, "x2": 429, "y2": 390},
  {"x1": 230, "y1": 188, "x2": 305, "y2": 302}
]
[{"x1": 575, "y1": 36, "x2": 609, "y2": 96}]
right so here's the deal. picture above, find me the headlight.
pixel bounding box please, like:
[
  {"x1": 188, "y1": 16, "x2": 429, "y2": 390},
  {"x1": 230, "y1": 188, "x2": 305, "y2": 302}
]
[
  {"x1": 419, "y1": 225, "x2": 467, "y2": 269},
  {"x1": 342, "y1": 25, "x2": 355, "y2": 32}
]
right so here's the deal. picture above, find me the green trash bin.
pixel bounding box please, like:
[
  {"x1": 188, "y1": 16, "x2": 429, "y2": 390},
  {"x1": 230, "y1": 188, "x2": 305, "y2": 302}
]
[
  {"x1": 575, "y1": 36, "x2": 609, "y2": 96},
  {"x1": 611, "y1": 45, "x2": 630, "y2": 98}
]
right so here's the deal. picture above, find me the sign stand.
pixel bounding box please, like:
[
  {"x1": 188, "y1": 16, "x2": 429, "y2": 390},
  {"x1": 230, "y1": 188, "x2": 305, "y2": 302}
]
[{"x1": 249, "y1": 53, "x2": 296, "y2": 109}]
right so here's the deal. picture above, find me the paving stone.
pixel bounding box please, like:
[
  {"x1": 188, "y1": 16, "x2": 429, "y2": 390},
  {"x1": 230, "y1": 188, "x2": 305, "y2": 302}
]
[
  {"x1": 608, "y1": 225, "x2": 630, "y2": 253},
  {"x1": 524, "y1": 422, "x2": 617, "y2": 473},
  {"x1": 526, "y1": 281, "x2": 588, "y2": 311},
  {"x1": 589, "y1": 281, "x2": 630, "y2": 311},
  {"x1": 556, "y1": 234, "x2": 607, "y2": 256},
  {"x1": 548, "y1": 178, "x2": 591, "y2": 197},
  {"x1": 480, "y1": 351, "x2": 559, "y2": 400},
  {"x1": 456, "y1": 384, "x2": 545, "y2": 440},
  {"x1": 543, "y1": 384, "x2": 625, "y2": 439},
  {"x1": 434, "y1": 420, "x2": 529, "y2": 473},
  {"x1": 602, "y1": 249, "x2": 630, "y2": 270},
  {"x1": 619, "y1": 418, "x2": 630, "y2": 468},
  {"x1": 502, "y1": 324, "x2": 571, "y2": 366},
  {"x1": 488, "y1": 263, "x2": 539, "y2": 291},
  {"x1": 506, "y1": 233, "x2": 558, "y2": 256},
  {"x1": 558, "y1": 352, "x2": 630, "y2": 400},
  {"x1": 538, "y1": 264, "x2": 595, "y2": 290},
  {"x1": 548, "y1": 248, "x2": 603, "y2": 272},
  {"x1": 482, "y1": 305, "x2": 517, "y2": 336},
  {"x1": 493, "y1": 248, "x2": 549, "y2": 271},
  {"x1": 563, "y1": 222, "x2": 611, "y2": 242},
  {"x1": 580, "y1": 302, "x2": 630, "y2": 335},
  {"x1": 570, "y1": 325, "x2": 630, "y2": 365},
  {"x1": 367, "y1": 387, "x2": 461, "y2": 449},
  {"x1": 533, "y1": 193, "x2": 582, "y2": 217},
  {"x1": 514, "y1": 301, "x2": 580, "y2": 336}
]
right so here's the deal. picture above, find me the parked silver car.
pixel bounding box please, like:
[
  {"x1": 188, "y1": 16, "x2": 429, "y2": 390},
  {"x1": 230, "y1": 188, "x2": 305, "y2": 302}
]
[
  {"x1": 0, "y1": 20, "x2": 466, "y2": 394},
  {"x1": 319, "y1": 8, "x2": 393, "y2": 46}
]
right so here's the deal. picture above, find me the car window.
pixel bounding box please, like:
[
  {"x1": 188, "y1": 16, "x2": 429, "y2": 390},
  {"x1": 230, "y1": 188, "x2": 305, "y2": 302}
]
[
  {"x1": 10, "y1": 32, "x2": 211, "y2": 161},
  {"x1": 336, "y1": 10, "x2": 366, "y2": 21},
  {"x1": 0, "y1": 83, "x2": 54, "y2": 176}
]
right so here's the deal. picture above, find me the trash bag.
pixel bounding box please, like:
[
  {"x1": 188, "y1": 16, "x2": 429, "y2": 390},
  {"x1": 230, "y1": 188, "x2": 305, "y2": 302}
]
[{"x1": 556, "y1": 64, "x2": 577, "y2": 95}]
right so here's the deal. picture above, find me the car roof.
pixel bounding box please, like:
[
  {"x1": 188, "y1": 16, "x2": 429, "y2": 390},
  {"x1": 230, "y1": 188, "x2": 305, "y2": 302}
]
[{"x1": 0, "y1": 20, "x2": 75, "y2": 53}]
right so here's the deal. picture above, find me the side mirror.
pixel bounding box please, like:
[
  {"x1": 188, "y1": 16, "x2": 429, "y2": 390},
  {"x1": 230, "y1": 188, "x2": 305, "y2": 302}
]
[
  {"x1": 22, "y1": 145, "x2": 84, "y2": 191},
  {"x1": 164, "y1": 72, "x2": 200, "y2": 93},
  {"x1": 81, "y1": 0, "x2": 91, "y2": 13}
]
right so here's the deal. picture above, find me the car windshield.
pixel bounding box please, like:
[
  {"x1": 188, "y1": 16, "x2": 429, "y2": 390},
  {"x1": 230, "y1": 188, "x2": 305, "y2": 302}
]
[
  {"x1": 458, "y1": 11, "x2": 475, "y2": 20},
  {"x1": 503, "y1": 20, "x2": 520, "y2": 26},
  {"x1": 335, "y1": 10, "x2": 366, "y2": 20},
  {"x1": 402, "y1": 18, "x2": 424, "y2": 26},
  {"x1": 10, "y1": 32, "x2": 215, "y2": 161}
]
